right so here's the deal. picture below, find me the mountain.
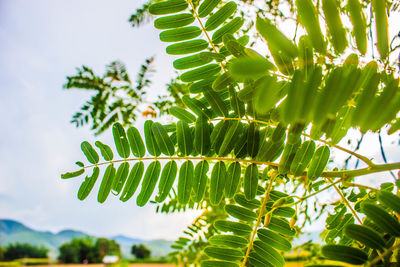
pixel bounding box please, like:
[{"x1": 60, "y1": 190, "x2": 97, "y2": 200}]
[{"x1": 0, "y1": 219, "x2": 173, "y2": 259}]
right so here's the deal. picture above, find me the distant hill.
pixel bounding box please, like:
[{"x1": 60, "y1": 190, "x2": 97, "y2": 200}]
[{"x1": 0, "y1": 219, "x2": 173, "y2": 259}]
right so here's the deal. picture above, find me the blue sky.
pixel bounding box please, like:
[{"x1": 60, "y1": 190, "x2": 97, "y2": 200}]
[
  {"x1": 0, "y1": 0, "x2": 199, "y2": 240},
  {"x1": 0, "y1": 0, "x2": 399, "y2": 241}
]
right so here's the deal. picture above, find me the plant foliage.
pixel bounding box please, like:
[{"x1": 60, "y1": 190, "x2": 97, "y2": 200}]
[{"x1": 63, "y1": 0, "x2": 400, "y2": 266}]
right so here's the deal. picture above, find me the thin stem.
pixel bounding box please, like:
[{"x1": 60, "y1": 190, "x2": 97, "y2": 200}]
[
  {"x1": 186, "y1": 0, "x2": 227, "y2": 71},
  {"x1": 283, "y1": 179, "x2": 341, "y2": 208},
  {"x1": 367, "y1": 242, "x2": 400, "y2": 267},
  {"x1": 327, "y1": 178, "x2": 362, "y2": 224},
  {"x1": 241, "y1": 172, "x2": 277, "y2": 267},
  {"x1": 83, "y1": 156, "x2": 278, "y2": 169}
]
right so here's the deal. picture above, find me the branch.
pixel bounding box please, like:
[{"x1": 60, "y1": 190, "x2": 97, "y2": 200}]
[{"x1": 241, "y1": 172, "x2": 277, "y2": 267}]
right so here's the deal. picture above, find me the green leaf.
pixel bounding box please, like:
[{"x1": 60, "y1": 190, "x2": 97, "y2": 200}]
[
  {"x1": 307, "y1": 146, "x2": 330, "y2": 180},
  {"x1": 112, "y1": 162, "x2": 130, "y2": 195},
  {"x1": 248, "y1": 251, "x2": 271, "y2": 267},
  {"x1": 268, "y1": 217, "x2": 296, "y2": 236},
  {"x1": 210, "y1": 161, "x2": 227, "y2": 205},
  {"x1": 256, "y1": 139, "x2": 284, "y2": 162},
  {"x1": 173, "y1": 52, "x2": 214, "y2": 70},
  {"x1": 204, "y1": 88, "x2": 228, "y2": 117},
  {"x1": 166, "y1": 39, "x2": 209, "y2": 55},
  {"x1": 149, "y1": 0, "x2": 188, "y2": 15},
  {"x1": 212, "y1": 17, "x2": 244, "y2": 44},
  {"x1": 214, "y1": 220, "x2": 252, "y2": 236},
  {"x1": 169, "y1": 106, "x2": 196, "y2": 123},
  {"x1": 193, "y1": 160, "x2": 209, "y2": 202},
  {"x1": 176, "y1": 120, "x2": 193, "y2": 156},
  {"x1": 377, "y1": 190, "x2": 400, "y2": 214},
  {"x1": 344, "y1": 224, "x2": 385, "y2": 249},
  {"x1": 265, "y1": 201, "x2": 296, "y2": 218},
  {"x1": 156, "y1": 161, "x2": 178, "y2": 202},
  {"x1": 180, "y1": 64, "x2": 221, "y2": 83},
  {"x1": 81, "y1": 141, "x2": 99, "y2": 164},
  {"x1": 178, "y1": 160, "x2": 194, "y2": 204},
  {"x1": 362, "y1": 203, "x2": 400, "y2": 237},
  {"x1": 189, "y1": 77, "x2": 217, "y2": 93},
  {"x1": 253, "y1": 76, "x2": 282, "y2": 114},
  {"x1": 234, "y1": 193, "x2": 260, "y2": 210},
  {"x1": 282, "y1": 70, "x2": 304, "y2": 124},
  {"x1": 201, "y1": 260, "x2": 238, "y2": 267},
  {"x1": 225, "y1": 204, "x2": 257, "y2": 221},
  {"x1": 198, "y1": 0, "x2": 221, "y2": 18},
  {"x1": 209, "y1": 234, "x2": 248, "y2": 248},
  {"x1": 257, "y1": 228, "x2": 292, "y2": 251},
  {"x1": 136, "y1": 161, "x2": 161, "y2": 207},
  {"x1": 212, "y1": 72, "x2": 234, "y2": 91},
  {"x1": 205, "y1": 1, "x2": 237, "y2": 31},
  {"x1": 321, "y1": 245, "x2": 368, "y2": 265},
  {"x1": 211, "y1": 120, "x2": 230, "y2": 152},
  {"x1": 144, "y1": 120, "x2": 161, "y2": 156},
  {"x1": 160, "y1": 26, "x2": 202, "y2": 42},
  {"x1": 224, "y1": 162, "x2": 241, "y2": 198},
  {"x1": 228, "y1": 86, "x2": 245, "y2": 117},
  {"x1": 247, "y1": 122, "x2": 260, "y2": 157},
  {"x1": 75, "y1": 161, "x2": 84, "y2": 167},
  {"x1": 61, "y1": 169, "x2": 84, "y2": 179},
  {"x1": 98, "y1": 164, "x2": 116, "y2": 203},
  {"x1": 120, "y1": 162, "x2": 144, "y2": 202},
  {"x1": 154, "y1": 13, "x2": 195, "y2": 30},
  {"x1": 77, "y1": 167, "x2": 99, "y2": 200},
  {"x1": 151, "y1": 122, "x2": 175, "y2": 156},
  {"x1": 219, "y1": 121, "x2": 243, "y2": 156},
  {"x1": 204, "y1": 246, "x2": 243, "y2": 261},
  {"x1": 271, "y1": 123, "x2": 287, "y2": 144},
  {"x1": 256, "y1": 16, "x2": 298, "y2": 59},
  {"x1": 194, "y1": 116, "x2": 211, "y2": 155},
  {"x1": 112, "y1": 123, "x2": 130, "y2": 158},
  {"x1": 278, "y1": 140, "x2": 301, "y2": 174},
  {"x1": 253, "y1": 240, "x2": 285, "y2": 267},
  {"x1": 244, "y1": 163, "x2": 258, "y2": 200},
  {"x1": 290, "y1": 140, "x2": 316, "y2": 176},
  {"x1": 182, "y1": 96, "x2": 212, "y2": 118},
  {"x1": 295, "y1": 0, "x2": 326, "y2": 53},
  {"x1": 322, "y1": 0, "x2": 348, "y2": 53},
  {"x1": 95, "y1": 141, "x2": 113, "y2": 161},
  {"x1": 127, "y1": 127, "x2": 146, "y2": 158},
  {"x1": 229, "y1": 58, "x2": 275, "y2": 80}
]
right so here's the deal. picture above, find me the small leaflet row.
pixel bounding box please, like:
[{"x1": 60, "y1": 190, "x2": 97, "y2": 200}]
[
  {"x1": 228, "y1": 52, "x2": 400, "y2": 142},
  {"x1": 296, "y1": 0, "x2": 389, "y2": 59},
  {"x1": 320, "y1": 190, "x2": 400, "y2": 265},
  {"x1": 203, "y1": 190, "x2": 296, "y2": 266},
  {"x1": 62, "y1": 119, "x2": 333, "y2": 203}
]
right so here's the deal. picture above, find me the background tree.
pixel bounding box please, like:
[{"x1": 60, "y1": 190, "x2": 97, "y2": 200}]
[
  {"x1": 0, "y1": 246, "x2": 5, "y2": 261},
  {"x1": 131, "y1": 244, "x2": 151, "y2": 259},
  {"x1": 58, "y1": 237, "x2": 120, "y2": 263},
  {"x1": 93, "y1": 238, "x2": 121, "y2": 262},
  {"x1": 62, "y1": 0, "x2": 400, "y2": 266},
  {"x1": 3, "y1": 243, "x2": 48, "y2": 260}
]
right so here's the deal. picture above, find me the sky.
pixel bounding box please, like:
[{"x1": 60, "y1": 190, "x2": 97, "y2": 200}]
[
  {"x1": 0, "y1": 0, "x2": 200, "y2": 240},
  {"x1": 0, "y1": 0, "x2": 399, "y2": 241}
]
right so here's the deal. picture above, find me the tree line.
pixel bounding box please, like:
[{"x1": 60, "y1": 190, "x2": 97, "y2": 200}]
[{"x1": 0, "y1": 239, "x2": 151, "y2": 263}]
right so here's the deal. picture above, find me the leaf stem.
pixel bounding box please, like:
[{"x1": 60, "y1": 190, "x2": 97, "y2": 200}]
[
  {"x1": 327, "y1": 178, "x2": 362, "y2": 224},
  {"x1": 367, "y1": 242, "x2": 400, "y2": 267},
  {"x1": 186, "y1": 0, "x2": 227, "y2": 71},
  {"x1": 81, "y1": 157, "x2": 400, "y2": 180},
  {"x1": 241, "y1": 172, "x2": 277, "y2": 267}
]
